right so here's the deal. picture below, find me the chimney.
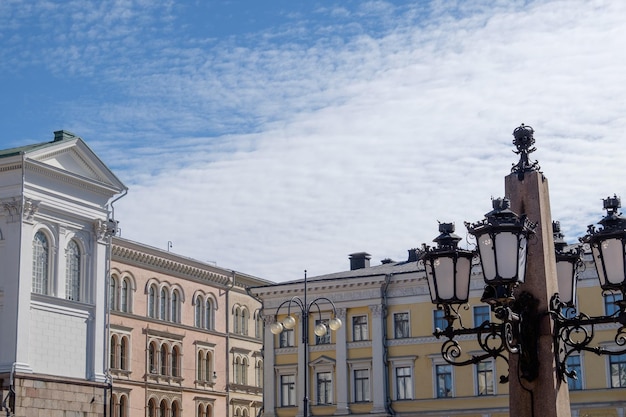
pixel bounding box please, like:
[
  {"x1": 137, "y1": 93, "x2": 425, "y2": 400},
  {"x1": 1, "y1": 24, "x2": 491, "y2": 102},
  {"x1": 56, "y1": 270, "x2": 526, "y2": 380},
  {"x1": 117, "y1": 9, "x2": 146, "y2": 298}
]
[
  {"x1": 349, "y1": 252, "x2": 371, "y2": 270},
  {"x1": 407, "y1": 248, "x2": 419, "y2": 262},
  {"x1": 53, "y1": 130, "x2": 77, "y2": 142}
]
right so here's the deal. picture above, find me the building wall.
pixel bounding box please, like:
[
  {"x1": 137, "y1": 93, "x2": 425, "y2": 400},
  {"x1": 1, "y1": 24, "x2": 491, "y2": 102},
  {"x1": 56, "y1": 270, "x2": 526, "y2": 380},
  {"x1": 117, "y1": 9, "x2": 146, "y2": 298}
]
[
  {"x1": 109, "y1": 237, "x2": 267, "y2": 417},
  {"x1": 253, "y1": 255, "x2": 626, "y2": 417}
]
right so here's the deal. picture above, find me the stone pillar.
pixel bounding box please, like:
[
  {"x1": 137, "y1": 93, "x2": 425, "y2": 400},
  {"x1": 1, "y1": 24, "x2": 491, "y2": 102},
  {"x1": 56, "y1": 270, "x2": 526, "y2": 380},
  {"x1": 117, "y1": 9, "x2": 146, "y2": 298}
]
[
  {"x1": 334, "y1": 308, "x2": 349, "y2": 415},
  {"x1": 263, "y1": 316, "x2": 277, "y2": 417},
  {"x1": 505, "y1": 170, "x2": 571, "y2": 417},
  {"x1": 369, "y1": 304, "x2": 386, "y2": 414}
]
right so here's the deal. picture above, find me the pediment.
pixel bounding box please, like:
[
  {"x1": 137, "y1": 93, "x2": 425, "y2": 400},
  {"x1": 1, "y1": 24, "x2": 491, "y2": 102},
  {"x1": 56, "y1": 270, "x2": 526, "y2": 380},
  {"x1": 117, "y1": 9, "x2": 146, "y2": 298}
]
[
  {"x1": 26, "y1": 136, "x2": 125, "y2": 192},
  {"x1": 310, "y1": 355, "x2": 336, "y2": 366}
]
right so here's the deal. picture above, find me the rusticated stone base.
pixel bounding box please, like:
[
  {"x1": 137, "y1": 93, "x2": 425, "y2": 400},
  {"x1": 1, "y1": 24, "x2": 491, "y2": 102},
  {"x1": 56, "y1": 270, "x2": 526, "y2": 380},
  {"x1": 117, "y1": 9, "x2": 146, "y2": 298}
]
[{"x1": 2, "y1": 373, "x2": 108, "y2": 417}]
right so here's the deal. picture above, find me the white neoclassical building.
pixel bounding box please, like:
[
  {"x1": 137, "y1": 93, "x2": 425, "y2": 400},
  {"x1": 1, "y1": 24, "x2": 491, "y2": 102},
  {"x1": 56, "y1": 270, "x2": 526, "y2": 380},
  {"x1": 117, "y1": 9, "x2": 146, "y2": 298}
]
[{"x1": 0, "y1": 131, "x2": 126, "y2": 416}]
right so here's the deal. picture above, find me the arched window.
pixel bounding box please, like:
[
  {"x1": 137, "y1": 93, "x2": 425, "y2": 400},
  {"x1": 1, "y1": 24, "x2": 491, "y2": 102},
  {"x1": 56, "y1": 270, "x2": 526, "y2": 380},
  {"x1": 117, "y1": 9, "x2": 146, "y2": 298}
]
[
  {"x1": 255, "y1": 314, "x2": 263, "y2": 339},
  {"x1": 65, "y1": 240, "x2": 81, "y2": 301},
  {"x1": 120, "y1": 336, "x2": 128, "y2": 370},
  {"x1": 172, "y1": 346, "x2": 180, "y2": 377},
  {"x1": 148, "y1": 399, "x2": 157, "y2": 417},
  {"x1": 148, "y1": 342, "x2": 157, "y2": 374},
  {"x1": 197, "y1": 351, "x2": 204, "y2": 380},
  {"x1": 110, "y1": 335, "x2": 118, "y2": 369},
  {"x1": 234, "y1": 357, "x2": 241, "y2": 383},
  {"x1": 241, "y1": 308, "x2": 249, "y2": 335},
  {"x1": 204, "y1": 299, "x2": 212, "y2": 330},
  {"x1": 195, "y1": 296, "x2": 203, "y2": 327},
  {"x1": 256, "y1": 360, "x2": 263, "y2": 387},
  {"x1": 110, "y1": 276, "x2": 118, "y2": 311},
  {"x1": 148, "y1": 285, "x2": 157, "y2": 318},
  {"x1": 197, "y1": 404, "x2": 205, "y2": 417},
  {"x1": 118, "y1": 394, "x2": 127, "y2": 417},
  {"x1": 234, "y1": 307, "x2": 240, "y2": 334},
  {"x1": 171, "y1": 290, "x2": 179, "y2": 323},
  {"x1": 205, "y1": 351, "x2": 212, "y2": 381},
  {"x1": 160, "y1": 344, "x2": 169, "y2": 376},
  {"x1": 32, "y1": 231, "x2": 49, "y2": 295},
  {"x1": 171, "y1": 400, "x2": 180, "y2": 417},
  {"x1": 159, "y1": 399, "x2": 167, "y2": 417},
  {"x1": 121, "y1": 278, "x2": 129, "y2": 312},
  {"x1": 241, "y1": 357, "x2": 248, "y2": 385},
  {"x1": 160, "y1": 288, "x2": 168, "y2": 321}
]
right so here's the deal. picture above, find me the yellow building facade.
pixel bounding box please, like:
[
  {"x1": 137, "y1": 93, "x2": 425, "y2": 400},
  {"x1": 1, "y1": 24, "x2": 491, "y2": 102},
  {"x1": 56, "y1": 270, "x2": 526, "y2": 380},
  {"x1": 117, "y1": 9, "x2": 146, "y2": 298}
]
[{"x1": 252, "y1": 251, "x2": 626, "y2": 417}]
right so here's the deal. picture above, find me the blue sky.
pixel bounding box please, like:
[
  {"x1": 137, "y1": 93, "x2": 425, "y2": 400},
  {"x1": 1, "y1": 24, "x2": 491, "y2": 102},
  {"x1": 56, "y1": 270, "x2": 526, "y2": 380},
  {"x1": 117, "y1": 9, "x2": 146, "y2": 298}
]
[{"x1": 3, "y1": 0, "x2": 626, "y2": 282}]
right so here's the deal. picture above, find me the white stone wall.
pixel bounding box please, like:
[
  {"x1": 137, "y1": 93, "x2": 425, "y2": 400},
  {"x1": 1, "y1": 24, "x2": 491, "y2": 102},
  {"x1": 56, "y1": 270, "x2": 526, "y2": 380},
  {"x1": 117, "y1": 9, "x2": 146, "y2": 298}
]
[{"x1": 29, "y1": 301, "x2": 89, "y2": 378}]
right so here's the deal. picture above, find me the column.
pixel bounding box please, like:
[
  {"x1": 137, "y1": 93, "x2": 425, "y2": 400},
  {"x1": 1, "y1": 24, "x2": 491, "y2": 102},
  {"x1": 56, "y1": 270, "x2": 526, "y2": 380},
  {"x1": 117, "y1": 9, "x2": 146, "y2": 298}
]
[
  {"x1": 369, "y1": 304, "x2": 386, "y2": 413},
  {"x1": 334, "y1": 308, "x2": 349, "y2": 415},
  {"x1": 263, "y1": 316, "x2": 277, "y2": 417}
]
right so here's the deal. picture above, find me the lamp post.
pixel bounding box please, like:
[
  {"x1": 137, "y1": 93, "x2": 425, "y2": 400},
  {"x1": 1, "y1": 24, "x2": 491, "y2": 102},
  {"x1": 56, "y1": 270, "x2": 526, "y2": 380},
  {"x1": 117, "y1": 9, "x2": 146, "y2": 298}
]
[
  {"x1": 269, "y1": 271, "x2": 342, "y2": 417},
  {"x1": 419, "y1": 124, "x2": 626, "y2": 417}
]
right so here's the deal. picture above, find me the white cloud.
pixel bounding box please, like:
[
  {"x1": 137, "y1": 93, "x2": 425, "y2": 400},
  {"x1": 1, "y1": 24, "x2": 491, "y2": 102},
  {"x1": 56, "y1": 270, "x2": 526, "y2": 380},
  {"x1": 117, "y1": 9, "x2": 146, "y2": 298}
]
[{"x1": 5, "y1": 0, "x2": 626, "y2": 281}]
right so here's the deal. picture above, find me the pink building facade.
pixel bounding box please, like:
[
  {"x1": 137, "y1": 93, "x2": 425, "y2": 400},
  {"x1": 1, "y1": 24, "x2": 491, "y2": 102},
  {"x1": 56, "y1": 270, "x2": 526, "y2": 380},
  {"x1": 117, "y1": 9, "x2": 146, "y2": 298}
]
[{"x1": 108, "y1": 237, "x2": 266, "y2": 417}]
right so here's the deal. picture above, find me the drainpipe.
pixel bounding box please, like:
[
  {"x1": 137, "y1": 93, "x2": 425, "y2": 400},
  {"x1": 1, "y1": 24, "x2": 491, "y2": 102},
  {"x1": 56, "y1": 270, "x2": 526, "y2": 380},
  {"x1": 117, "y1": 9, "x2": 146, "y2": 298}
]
[
  {"x1": 245, "y1": 287, "x2": 265, "y2": 417},
  {"x1": 382, "y1": 273, "x2": 396, "y2": 416},
  {"x1": 104, "y1": 188, "x2": 126, "y2": 417},
  {"x1": 225, "y1": 271, "x2": 235, "y2": 417}
]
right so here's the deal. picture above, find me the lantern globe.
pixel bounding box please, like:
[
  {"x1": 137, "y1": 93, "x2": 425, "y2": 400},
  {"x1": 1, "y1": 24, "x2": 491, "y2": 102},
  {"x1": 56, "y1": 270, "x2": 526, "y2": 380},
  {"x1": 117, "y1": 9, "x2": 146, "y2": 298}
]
[
  {"x1": 270, "y1": 321, "x2": 284, "y2": 335},
  {"x1": 282, "y1": 315, "x2": 297, "y2": 330},
  {"x1": 328, "y1": 317, "x2": 342, "y2": 331}
]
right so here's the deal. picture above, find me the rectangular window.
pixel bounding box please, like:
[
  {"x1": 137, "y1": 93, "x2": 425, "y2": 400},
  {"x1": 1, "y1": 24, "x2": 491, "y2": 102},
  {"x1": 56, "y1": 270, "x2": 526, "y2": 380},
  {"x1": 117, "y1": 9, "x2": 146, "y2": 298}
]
[
  {"x1": 394, "y1": 312, "x2": 410, "y2": 339},
  {"x1": 315, "y1": 319, "x2": 331, "y2": 345},
  {"x1": 473, "y1": 305, "x2": 490, "y2": 327},
  {"x1": 316, "y1": 372, "x2": 333, "y2": 404},
  {"x1": 354, "y1": 369, "x2": 370, "y2": 402},
  {"x1": 436, "y1": 364, "x2": 452, "y2": 398},
  {"x1": 475, "y1": 361, "x2": 494, "y2": 395},
  {"x1": 395, "y1": 366, "x2": 413, "y2": 400},
  {"x1": 279, "y1": 329, "x2": 295, "y2": 348},
  {"x1": 352, "y1": 315, "x2": 368, "y2": 341},
  {"x1": 433, "y1": 309, "x2": 447, "y2": 331},
  {"x1": 566, "y1": 355, "x2": 582, "y2": 390},
  {"x1": 280, "y1": 374, "x2": 296, "y2": 406},
  {"x1": 605, "y1": 292, "x2": 623, "y2": 316},
  {"x1": 610, "y1": 353, "x2": 626, "y2": 388}
]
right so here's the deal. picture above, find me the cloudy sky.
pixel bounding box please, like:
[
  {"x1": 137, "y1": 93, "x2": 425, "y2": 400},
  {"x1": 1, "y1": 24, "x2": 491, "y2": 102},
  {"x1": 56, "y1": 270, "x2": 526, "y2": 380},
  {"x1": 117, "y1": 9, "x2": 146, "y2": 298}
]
[{"x1": 2, "y1": 0, "x2": 626, "y2": 282}]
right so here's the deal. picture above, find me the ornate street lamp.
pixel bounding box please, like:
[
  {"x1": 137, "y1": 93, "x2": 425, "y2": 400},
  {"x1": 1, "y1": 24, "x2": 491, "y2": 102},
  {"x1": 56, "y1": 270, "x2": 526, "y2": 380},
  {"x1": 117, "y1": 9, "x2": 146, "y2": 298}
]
[
  {"x1": 419, "y1": 124, "x2": 626, "y2": 402},
  {"x1": 269, "y1": 271, "x2": 342, "y2": 417},
  {"x1": 553, "y1": 221, "x2": 583, "y2": 307}
]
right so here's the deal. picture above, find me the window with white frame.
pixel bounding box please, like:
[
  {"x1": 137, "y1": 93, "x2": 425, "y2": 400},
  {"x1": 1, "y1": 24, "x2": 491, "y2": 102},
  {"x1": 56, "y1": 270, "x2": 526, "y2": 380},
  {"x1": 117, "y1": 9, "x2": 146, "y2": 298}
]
[
  {"x1": 279, "y1": 328, "x2": 295, "y2": 348},
  {"x1": 110, "y1": 274, "x2": 133, "y2": 313},
  {"x1": 316, "y1": 372, "x2": 333, "y2": 405},
  {"x1": 435, "y1": 364, "x2": 453, "y2": 398},
  {"x1": 147, "y1": 339, "x2": 181, "y2": 378},
  {"x1": 195, "y1": 294, "x2": 215, "y2": 330},
  {"x1": 111, "y1": 392, "x2": 128, "y2": 417},
  {"x1": 433, "y1": 309, "x2": 447, "y2": 331},
  {"x1": 109, "y1": 333, "x2": 130, "y2": 371},
  {"x1": 196, "y1": 348, "x2": 215, "y2": 383},
  {"x1": 605, "y1": 292, "x2": 624, "y2": 316},
  {"x1": 609, "y1": 353, "x2": 626, "y2": 388},
  {"x1": 147, "y1": 282, "x2": 183, "y2": 323},
  {"x1": 566, "y1": 354, "x2": 582, "y2": 390},
  {"x1": 475, "y1": 361, "x2": 494, "y2": 395},
  {"x1": 32, "y1": 230, "x2": 50, "y2": 295},
  {"x1": 197, "y1": 402, "x2": 212, "y2": 417},
  {"x1": 65, "y1": 239, "x2": 81, "y2": 301},
  {"x1": 352, "y1": 315, "x2": 368, "y2": 341},
  {"x1": 353, "y1": 369, "x2": 370, "y2": 402},
  {"x1": 473, "y1": 305, "x2": 491, "y2": 327},
  {"x1": 393, "y1": 312, "x2": 410, "y2": 339},
  {"x1": 315, "y1": 319, "x2": 331, "y2": 345},
  {"x1": 280, "y1": 374, "x2": 296, "y2": 406},
  {"x1": 395, "y1": 366, "x2": 413, "y2": 400}
]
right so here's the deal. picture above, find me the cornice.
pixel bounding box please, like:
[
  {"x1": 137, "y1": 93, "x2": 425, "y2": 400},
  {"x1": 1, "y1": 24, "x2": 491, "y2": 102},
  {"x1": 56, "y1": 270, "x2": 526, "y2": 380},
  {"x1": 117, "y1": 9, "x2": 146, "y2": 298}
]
[
  {"x1": 112, "y1": 245, "x2": 231, "y2": 286},
  {"x1": 26, "y1": 159, "x2": 120, "y2": 195}
]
